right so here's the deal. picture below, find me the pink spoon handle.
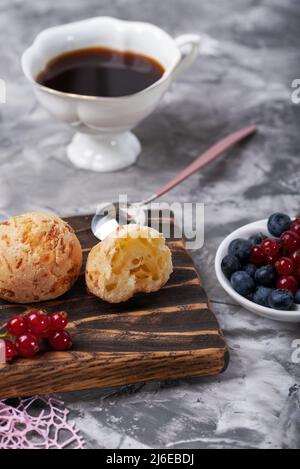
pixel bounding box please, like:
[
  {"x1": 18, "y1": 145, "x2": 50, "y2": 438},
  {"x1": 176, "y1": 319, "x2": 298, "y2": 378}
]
[{"x1": 141, "y1": 125, "x2": 257, "y2": 205}]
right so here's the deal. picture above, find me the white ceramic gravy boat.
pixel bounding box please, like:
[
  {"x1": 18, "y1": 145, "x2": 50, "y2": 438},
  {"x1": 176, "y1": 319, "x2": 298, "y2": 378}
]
[{"x1": 22, "y1": 17, "x2": 201, "y2": 172}]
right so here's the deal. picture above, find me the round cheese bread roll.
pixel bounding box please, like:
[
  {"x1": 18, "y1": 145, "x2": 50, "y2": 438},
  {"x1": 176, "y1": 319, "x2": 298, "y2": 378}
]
[
  {"x1": 86, "y1": 224, "x2": 173, "y2": 303},
  {"x1": 0, "y1": 212, "x2": 82, "y2": 303}
]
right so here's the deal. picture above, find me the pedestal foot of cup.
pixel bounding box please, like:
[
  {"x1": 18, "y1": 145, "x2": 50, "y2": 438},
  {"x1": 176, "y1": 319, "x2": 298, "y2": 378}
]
[{"x1": 67, "y1": 131, "x2": 141, "y2": 172}]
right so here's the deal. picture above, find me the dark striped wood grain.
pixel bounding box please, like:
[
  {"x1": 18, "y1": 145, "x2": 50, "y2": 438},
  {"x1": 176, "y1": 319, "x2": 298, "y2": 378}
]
[{"x1": 0, "y1": 214, "x2": 229, "y2": 399}]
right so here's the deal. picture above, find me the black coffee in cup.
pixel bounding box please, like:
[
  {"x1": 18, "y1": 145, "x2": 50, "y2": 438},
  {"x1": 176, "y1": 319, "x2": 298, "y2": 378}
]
[{"x1": 37, "y1": 47, "x2": 165, "y2": 98}]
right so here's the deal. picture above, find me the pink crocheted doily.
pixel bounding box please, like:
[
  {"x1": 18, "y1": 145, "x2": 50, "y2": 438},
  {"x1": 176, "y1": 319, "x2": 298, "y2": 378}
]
[{"x1": 0, "y1": 396, "x2": 85, "y2": 449}]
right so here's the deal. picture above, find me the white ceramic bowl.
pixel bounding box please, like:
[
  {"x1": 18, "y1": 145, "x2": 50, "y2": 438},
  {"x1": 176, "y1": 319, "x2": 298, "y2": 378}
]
[{"x1": 215, "y1": 218, "x2": 300, "y2": 323}]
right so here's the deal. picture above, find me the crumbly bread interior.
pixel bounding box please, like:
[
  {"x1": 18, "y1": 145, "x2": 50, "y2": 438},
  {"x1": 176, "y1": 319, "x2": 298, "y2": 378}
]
[
  {"x1": 0, "y1": 212, "x2": 82, "y2": 303},
  {"x1": 86, "y1": 224, "x2": 173, "y2": 303}
]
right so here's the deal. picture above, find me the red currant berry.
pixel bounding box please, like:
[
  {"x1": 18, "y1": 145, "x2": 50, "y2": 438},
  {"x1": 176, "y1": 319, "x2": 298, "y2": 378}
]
[
  {"x1": 275, "y1": 257, "x2": 294, "y2": 276},
  {"x1": 265, "y1": 253, "x2": 280, "y2": 265},
  {"x1": 290, "y1": 221, "x2": 300, "y2": 237},
  {"x1": 280, "y1": 231, "x2": 300, "y2": 253},
  {"x1": 50, "y1": 311, "x2": 68, "y2": 331},
  {"x1": 29, "y1": 308, "x2": 45, "y2": 315},
  {"x1": 24, "y1": 309, "x2": 42, "y2": 319},
  {"x1": 5, "y1": 339, "x2": 17, "y2": 362},
  {"x1": 250, "y1": 245, "x2": 265, "y2": 265},
  {"x1": 15, "y1": 334, "x2": 40, "y2": 358},
  {"x1": 26, "y1": 311, "x2": 51, "y2": 337},
  {"x1": 48, "y1": 331, "x2": 72, "y2": 351},
  {"x1": 276, "y1": 275, "x2": 298, "y2": 295},
  {"x1": 7, "y1": 316, "x2": 27, "y2": 337},
  {"x1": 293, "y1": 265, "x2": 300, "y2": 281},
  {"x1": 290, "y1": 250, "x2": 300, "y2": 267},
  {"x1": 261, "y1": 238, "x2": 281, "y2": 257}
]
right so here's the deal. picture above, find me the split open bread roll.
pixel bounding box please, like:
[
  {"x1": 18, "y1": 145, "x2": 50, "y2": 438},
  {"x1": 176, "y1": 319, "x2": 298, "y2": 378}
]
[
  {"x1": 86, "y1": 224, "x2": 173, "y2": 303},
  {"x1": 0, "y1": 212, "x2": 82, "y2": 303}
]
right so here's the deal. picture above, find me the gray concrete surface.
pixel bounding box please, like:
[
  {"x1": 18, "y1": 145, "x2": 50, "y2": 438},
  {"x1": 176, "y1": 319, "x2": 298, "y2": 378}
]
[{"x1": 1, "y1": 0, "x2": 300, "y2": 449}]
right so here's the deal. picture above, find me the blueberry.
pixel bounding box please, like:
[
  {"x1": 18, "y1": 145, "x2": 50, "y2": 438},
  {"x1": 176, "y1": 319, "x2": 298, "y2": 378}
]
[
  {"x1": 248, "y1": 232, "x2": 266, "y2": 246},
  {"x1": 255, "y1": 265, "x2": 276, "y2": 286},
  {"x1": 268, "y1": 213, "x2": 291, "y2": 237},
  {"x1": 228, "y1": 238, "x2": 252, "y2": 262},
  {"x1": 247, "y1": 292, "x2": 254, "y2": 302},
  {"x1": 221, "y1": 254, "x2": 241, "y2": 279},
  {"x1": 242, "y1": 263, "x2": 257, "y2": 278},
  {"x1": 268, "y1": 289, "x2": 294, "y2": 310},
  {"x1": 294, "y1": 289, "x2": 300, "y2": 304},
  {"x1": 253, "y1": 286, "x2": 274, "y2": 307},
  {"x1": 231, "y1": 271, "x2": 255, "y2": 297}
]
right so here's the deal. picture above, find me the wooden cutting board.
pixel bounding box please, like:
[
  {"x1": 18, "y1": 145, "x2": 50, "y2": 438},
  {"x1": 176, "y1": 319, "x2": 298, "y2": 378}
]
[{"x1": 0, "y1": 214, "x2": 228, "y2": 399}]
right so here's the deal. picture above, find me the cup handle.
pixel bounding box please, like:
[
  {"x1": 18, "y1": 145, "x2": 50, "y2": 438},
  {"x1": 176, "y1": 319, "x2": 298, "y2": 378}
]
[{"x1": 171, "y1": 34, "x2": 201, "y2": 80}]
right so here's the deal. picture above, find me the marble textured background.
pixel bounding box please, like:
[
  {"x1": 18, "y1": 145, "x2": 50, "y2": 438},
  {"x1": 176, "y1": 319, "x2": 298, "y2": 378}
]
[{"x1": 1, "y1": 0, "x2": 300, "y2": 449}]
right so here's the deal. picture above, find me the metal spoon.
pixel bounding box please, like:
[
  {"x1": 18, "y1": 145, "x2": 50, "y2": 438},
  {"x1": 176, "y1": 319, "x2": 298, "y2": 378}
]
[{"x1": 91, "y1": 124, "x2": 257, "y2": 240}]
